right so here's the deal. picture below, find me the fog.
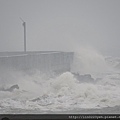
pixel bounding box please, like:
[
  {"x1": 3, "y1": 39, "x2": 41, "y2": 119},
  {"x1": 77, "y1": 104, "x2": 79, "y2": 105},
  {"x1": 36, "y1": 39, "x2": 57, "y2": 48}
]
[
  {"x1": 2, "y1": 0, "x2": 120, "y2": 114},
  {"x1": 0, "y1": 0, "x2": 120, "y2": 56}
]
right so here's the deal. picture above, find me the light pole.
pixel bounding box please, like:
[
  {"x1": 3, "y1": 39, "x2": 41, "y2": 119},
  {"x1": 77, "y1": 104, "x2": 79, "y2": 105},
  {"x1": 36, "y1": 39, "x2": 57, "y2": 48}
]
[{"x1": 20, "y1": 18, "x2": 26, "y2": 53}]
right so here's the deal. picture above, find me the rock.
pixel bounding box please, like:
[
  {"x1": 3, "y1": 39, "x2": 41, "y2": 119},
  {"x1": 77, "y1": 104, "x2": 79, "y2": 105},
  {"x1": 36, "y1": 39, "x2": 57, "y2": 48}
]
[
  {"x1": 0, "y1": 84, "x2": 19, "y2": 92},
  {"x1": 73, "y1": 73, "x2": 94, "y2": 83}
]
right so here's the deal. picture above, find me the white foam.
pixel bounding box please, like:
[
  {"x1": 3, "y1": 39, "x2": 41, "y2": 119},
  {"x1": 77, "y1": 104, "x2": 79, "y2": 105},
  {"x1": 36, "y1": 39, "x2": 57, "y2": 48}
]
[
  {"x1": 71, "y1": 47, "x2": 112, "y2": 78},
  {"x1": 0, "y1": 50, "x2": 120, "y2": 112}
]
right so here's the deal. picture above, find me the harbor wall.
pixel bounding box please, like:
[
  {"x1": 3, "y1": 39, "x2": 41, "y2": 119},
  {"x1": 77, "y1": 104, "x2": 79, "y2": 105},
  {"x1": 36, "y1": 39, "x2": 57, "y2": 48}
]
[{"x1": 0, "y1": 51, "x2": 74, "y2": 73}]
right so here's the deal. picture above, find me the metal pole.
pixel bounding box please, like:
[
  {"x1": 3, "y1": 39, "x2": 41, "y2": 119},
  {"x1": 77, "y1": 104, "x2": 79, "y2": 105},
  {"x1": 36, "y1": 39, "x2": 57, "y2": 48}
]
[
  {"x1": 23, "y1": 22, "x2": 26, "y2": 52},
  {"x1": 20, "y1": 18, "x2": 27, "y2": 53}
]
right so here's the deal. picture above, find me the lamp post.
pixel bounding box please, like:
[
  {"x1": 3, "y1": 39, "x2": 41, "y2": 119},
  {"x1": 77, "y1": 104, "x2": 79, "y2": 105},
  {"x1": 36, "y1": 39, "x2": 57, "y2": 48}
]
[{"x1": 20, "y1": 18, "x2": 26, "y2": 53}]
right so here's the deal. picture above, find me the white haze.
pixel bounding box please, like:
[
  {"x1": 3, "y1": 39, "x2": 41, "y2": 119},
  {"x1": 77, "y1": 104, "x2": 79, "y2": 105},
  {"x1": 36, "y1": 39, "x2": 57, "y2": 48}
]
[
  {"x1": 71, "y1": 46, "x2": 113, "y2": 78},
  {"x1": 0, "y1": 0, "x2": 120, "y2": 56},
  {"x1": 0, "y1": 0, "x2": 120, "y2": 113}
]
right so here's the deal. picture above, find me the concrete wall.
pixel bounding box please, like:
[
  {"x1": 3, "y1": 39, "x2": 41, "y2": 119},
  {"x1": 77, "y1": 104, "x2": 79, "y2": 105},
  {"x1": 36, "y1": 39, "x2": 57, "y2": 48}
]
[{"x1": 0, "y1": 52, "x2": 74, "y2": 73}]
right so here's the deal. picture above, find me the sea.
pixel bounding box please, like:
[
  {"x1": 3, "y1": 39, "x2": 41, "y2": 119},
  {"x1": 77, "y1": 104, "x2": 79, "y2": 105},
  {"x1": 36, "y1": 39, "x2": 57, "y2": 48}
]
[{"x1": 0, "y1": 49, "x2": 120, "y2": 114}]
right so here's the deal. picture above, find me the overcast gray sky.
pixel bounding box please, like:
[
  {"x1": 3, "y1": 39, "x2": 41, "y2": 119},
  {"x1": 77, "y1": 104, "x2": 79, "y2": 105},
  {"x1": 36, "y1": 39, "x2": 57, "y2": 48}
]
[{"x1": 0, "y1": 0, "x2": 120, "y2": 56}]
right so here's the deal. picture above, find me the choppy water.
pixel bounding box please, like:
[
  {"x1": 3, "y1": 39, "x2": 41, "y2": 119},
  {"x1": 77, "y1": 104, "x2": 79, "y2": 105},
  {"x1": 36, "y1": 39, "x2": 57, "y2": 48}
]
[{"x1": 0, "y1": 49, "x2": 120, "y2": 114}]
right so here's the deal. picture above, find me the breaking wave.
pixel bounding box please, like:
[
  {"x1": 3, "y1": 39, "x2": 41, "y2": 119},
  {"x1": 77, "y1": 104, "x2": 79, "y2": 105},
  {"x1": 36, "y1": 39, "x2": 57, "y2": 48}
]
[{"x1": 0, "y1": 48, "x2": 120, "y2": 113}]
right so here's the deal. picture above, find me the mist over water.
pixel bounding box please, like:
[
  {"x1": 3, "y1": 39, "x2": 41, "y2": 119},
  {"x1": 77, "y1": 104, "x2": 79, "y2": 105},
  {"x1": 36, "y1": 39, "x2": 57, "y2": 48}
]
[
  {"x1": 0, "y1": 48, "x2": 120, "y2": 113},
  {"x1": 71, "y1": 47, "x2": 111, "y2": 78}
]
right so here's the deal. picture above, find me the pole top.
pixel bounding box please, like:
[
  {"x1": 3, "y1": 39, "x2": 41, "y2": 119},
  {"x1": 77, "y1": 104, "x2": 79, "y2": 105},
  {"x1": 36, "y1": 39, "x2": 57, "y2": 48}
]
[{"x1": 19, "y1": 17, "x2": 25, "y2": 23}]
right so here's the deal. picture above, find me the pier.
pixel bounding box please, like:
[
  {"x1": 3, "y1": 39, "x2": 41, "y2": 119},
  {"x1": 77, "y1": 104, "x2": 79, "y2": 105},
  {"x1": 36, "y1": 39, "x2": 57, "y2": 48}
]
[{"x1": 0, "y1": 51, "x2": 74, "y2": 73}]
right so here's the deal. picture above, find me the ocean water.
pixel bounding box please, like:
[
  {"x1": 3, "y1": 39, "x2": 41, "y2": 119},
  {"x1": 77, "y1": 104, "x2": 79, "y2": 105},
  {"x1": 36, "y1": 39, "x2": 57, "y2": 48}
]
[{"x1": 0, "y1": 49, "x2": 120, "y2": 114}]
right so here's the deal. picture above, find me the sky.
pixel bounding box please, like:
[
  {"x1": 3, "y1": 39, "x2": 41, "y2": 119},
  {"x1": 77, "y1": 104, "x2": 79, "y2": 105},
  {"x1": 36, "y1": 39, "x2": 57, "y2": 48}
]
[{"x1": 0, "y1": 0, "x2": 120, "y2": 57}]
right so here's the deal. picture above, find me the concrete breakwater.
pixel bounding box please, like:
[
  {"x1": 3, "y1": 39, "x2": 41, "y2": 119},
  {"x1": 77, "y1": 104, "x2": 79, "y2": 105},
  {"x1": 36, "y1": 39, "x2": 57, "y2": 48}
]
[{"x1": 0, "y1": 51, "x2": 74, "y2": 73}]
